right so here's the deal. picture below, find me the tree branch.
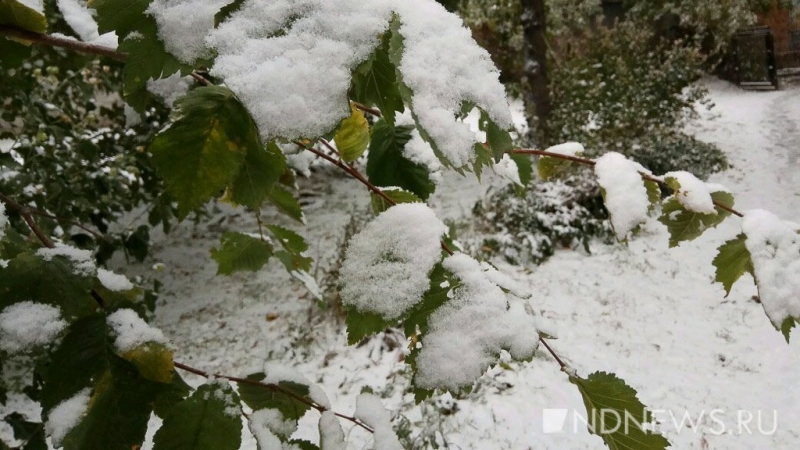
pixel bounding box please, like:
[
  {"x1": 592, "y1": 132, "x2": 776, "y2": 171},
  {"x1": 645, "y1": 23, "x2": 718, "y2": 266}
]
[
  {"x1": 0, "y1": 25, "x2": 126, "y2": 61},
  {"x1": 173, "y1": 362, "x2": 374, "y2": 434}
]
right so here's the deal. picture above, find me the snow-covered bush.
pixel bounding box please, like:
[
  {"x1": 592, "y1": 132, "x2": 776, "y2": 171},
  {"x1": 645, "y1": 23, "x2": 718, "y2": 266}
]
[{"x1": 472, "y1": 170, "x2": 611, "y2": 265}]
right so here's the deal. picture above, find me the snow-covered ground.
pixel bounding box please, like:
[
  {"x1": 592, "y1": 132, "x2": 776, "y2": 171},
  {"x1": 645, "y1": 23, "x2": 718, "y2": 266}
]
[{"x1": 4, "y1": 79, "x2": 799, "y2": 449}]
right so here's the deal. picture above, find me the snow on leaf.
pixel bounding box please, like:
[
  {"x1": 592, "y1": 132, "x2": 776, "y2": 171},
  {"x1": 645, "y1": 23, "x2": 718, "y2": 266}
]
[
  {"x1": 393, "y1": 0, "x2": 511, "y2": 169},
  {"x1": 318, "y1": 411, "x2": 346, "y2": 450},
  {"x1": 594, "y1": 152, "x2": 651, "y2": 241},
  {"x1": 569, "y1": 371, "x2": 670, "y2": 450},
  {"x1": 0, "y1": 301, "x2": 67, "y2": 354},
  {"x1": 664, "y1": 171, "x2": 717, "y2": 214},
  {"x1": 367, "y1": 120, "x2": 436, "y2": 200},
  {"x1": 414, "y1": 254, "x2": 538, "y2": 390},
  {"x1": 370, "y1": 187, "x2": 422, "y2": 215},
  {"x1": 659, "y1": 188, "x2": 733, "y2": 247},
  {"x1": 340, "y1": 203, "x2": 447, "y2": 320},
  {"x1": 354, "y1": 394, "x2": 403, "y2": 450},
  {"x1": 97, "y1": 268, "x2": 134, "y2": 292},
  {"x1": 106, "y1": 308, "x2": 167, "y2": 353},
  {"x1": 0, "y1": 0, "x2": 47, "y2": 34},
  {"x1": 350, "y1": 28, "x2": 404, "y2": 126},
  {"x1": 741, "y1": 210, "x2": 800, "y2": 341},
  {"x1": 146, "y1": 0, "x2": 228, "y2": 64},
  {"x1": 45, "y1": 388, "x2": 91, "y2": 447}
]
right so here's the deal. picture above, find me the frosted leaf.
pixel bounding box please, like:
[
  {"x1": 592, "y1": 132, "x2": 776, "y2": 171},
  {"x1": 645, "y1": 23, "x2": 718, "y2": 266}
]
[
  {"x1": 97, "y1": 268, "x2": 134, "y2": 292},
  {"x1": 742, "y1": 210, "x2": 800, "y2": 328},
  {"x1": 207, "y1": 0, "x2": 394, "y2": 141},
  {"x1": 106, "y1": 309, "x2": 167, "y2": 352},
  {"x1": 46, "y1": 388, "x2": 91, "y2": 447},
  {"x1": 249, "y1": 409, "x2": 296, "y2": 449},
  {"x1": 37, "y1": 244, "x2": 96, "y2": 276},
  {"x1": 355, "y1": 394, "x2": 403, "y2": 450},
  {"x1": 18, "y1": 0, "x2": 43, "y2": 13},
  {"x1": 394, "y1": 0, "x2": 511, "y2": 168},
  {"x1": 289, "y1": 270, "x2": 322, "y2": 300},
  {"x1": 415, "y1": 254, "x2": 538, "y2": 390},
  {"x1": 263, "y1": 362, "x2": 330, "y2": 409},
  {"x1": 57, "y1": 0, "x2": 118, "y2": 48},
  {"x1": 0, "y1": 301, "x2": 67, "y2": 354},
  {"x1": 492, "y1": 154, "x2": 521, "y2": 186},
  {"x1": 340, "y1": 203, "x2": 447, "y2": 319},
  {"x1": 545, "y1": 142, "x2": 585, "y2": 156},
  {"x1": 664, "y1": 171, "x2": 717, "y2": 214},
  {"x1": 404, "y1": 129, "x2": 443, "y2": 184},
  {"x1": 594, "y1": 152, "x2": 651, "y2": 240},
  {"x1": 146, "y1": 73, "x2": 192, "y2": 107},
  {"x1": 147, "y1": 0, "x2": 229, "y2": 64},
  {"x1": 319, "y1": 411, "x2": 346, "y2": 450}
]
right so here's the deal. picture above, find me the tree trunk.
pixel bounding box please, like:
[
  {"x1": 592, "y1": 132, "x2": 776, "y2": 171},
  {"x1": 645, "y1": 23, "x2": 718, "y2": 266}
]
[{"x1": 521, "y1": 0, "x2": 552, "y2": 147}]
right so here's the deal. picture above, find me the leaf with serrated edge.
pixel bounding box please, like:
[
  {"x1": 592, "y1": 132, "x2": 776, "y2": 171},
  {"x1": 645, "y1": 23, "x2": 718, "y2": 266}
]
[
  {"x1": 211, "y1": 232, "x2": 273, "y2": 275},
  {"x1": 266, "y1": 185, "x2": 304, "y2": 223},
  {"x1": 658, "y1": 190, "x2": 734, "y2": 247},
  {"x1": 569, "y1": 371, "x2": 670, "y2": 450},
  {"x1": 230, "y1": 141, "x2": 287, "y2": 210},
  {"x1": 367, "y1": 119, "x2": 435, "y2": 200},
  {"x1": 236, "y1": 373, "x2": 311, "y2": 421},
  {"x1": 370, "y1": 189, "x2": 422, "y2": 215},
  {"x1": 335, "y1": 104, "x2": 370, "y2": 162},
  {"x1": 149, "y1": 86, "x2": 256, "y2": 219},
  {"x1": 345, "y1": 306, "x2": 394, "y2": 345},
  {"x1": 712, "y1": 234, "x2": 754, "y2": 296},
  {"x1": 152, "y1": 383, "x2": 242, "y2": 450},
  {"x1": 350, "y1": 29, "x2": 404, "y2": 126}
]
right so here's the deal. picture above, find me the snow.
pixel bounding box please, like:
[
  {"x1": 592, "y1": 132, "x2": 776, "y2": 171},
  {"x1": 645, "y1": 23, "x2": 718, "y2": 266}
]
[
  {"x1": 146, "y1": 74, "x2": 192, "y2": 107},
  {"x1": 97, "y1": 268, "x2": 134, "y2": 292},
  {"x1": 403, "y1": 129, "x2": 443, "y2": 184},
  {"x1": 394, "y1": 0, "x2": 512, "y2": 168},
  {"x1": 665, "y1": 171, "x2": 718, "y2": 214},
  {"x1": 248, "y1": 408, "x2": 296, "y2": 449},
  {"x1": 17, "y1": 0, "x2": 43, "y2": 14},
  {"x1": 594, "y1": 151, "x2": 651, "y2": 240},
  {"x1": 146, "y1": 0, "x2": 228, "y2": 64},
  {"x1": 0, "y1": 301, "x2": 66, "y2": 354},
  {"x1": 36, "y1": 244, "x2": 96, "y2": 276},
  {"x1": 318, "y1": 411, "x2": 346, "y2": 450},
  {"x1": 0, "y1": 202, "x2": 6, "y2": 241},
  {"x1": 491, "y1": 153, "x2": 521, "y2": 185},
  {"x1": 355, "y1": 394, "x2": 403, "y2": 450},
  {"x1": 741, "y1": 209, "x2": 800, "y2": 329},
  {"x1": 414, "y1": 253, "x2": 539, "y2": 390},
  {"x1": 45, "y1": 388, "x2": 91, "y2": 447},
  {"x1": 340, "y1": 203, "x2": 447, "y2": 319},
  {"x1": 106, "y1": 309, "x2": 167, "y2": 352},
  {"x1": 545, "y1": 141, "x2": 585, "y2": 156},
  {"x1": 207, "y1": 0, "x2": 394, "y2": 141},
  {"x1": 57, "y1": 0, "x2": 118, "y2": 48}
]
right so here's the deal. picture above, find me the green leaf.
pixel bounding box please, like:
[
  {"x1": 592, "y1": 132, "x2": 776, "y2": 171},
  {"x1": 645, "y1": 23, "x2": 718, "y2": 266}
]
[
  {"x1": 149, "y1": 86, "x2": 258, "y2": 219},
  {"x1": 124, "y1": 225, "x2": 150, "y2": 262},
  {"x1": 0, "y1": 0, "x2": 47, "y2": 34},
  {"x1": 334, "y1": 104, "x2": 370, "y2": 162},
  {"x1": 152, "y1": 383, "x2": 242, "y2": 450},
  {"x1": 370, "y1": 188, "x2": 422, "y2": 215},
  {"x1": 211, "y1": 232, "x2": 274, "y2": 275},
  {"x1": 60, "y1": 355, "x2": 166, "y2": 450},
  {"x1": 350, "y1": 30, "x2": 404, "y2": 126},
  {"x1": 484, "y1": 112, "x2": 513, "y2": 162},
  {"x1": 569, "y1": 371, "x2": 670, "y2": 450},
  {"x1": 0, "y1": 252, "x2": 95, "y2": 321},
  {"x1": 712, "y1": 234, "x2": 754, "y2": 297},
  {"x1": 510, "y1": 153, "x2": 533, "y2": 187},
  {"x1": 289, "y1": 439, "x2": 320, "y2": 450},
  {"x1": 0, "y1": 37, "x2": 32, "y2": 69},
  {"x1": 781, "y1": 317, "x2": 796, "y2": 343},
  {"x1": 267, "y1": 225, "x2": 312, "y2": 273},
  {"x1": 214, "y1": 0, "x2": 245, "y2": 27},
  {"x1": 265, "y1": 185, "x2": 304, "y2": 223},
  {"x1": 229, "y1": 141, "x2": 287, "y2": 210},
  {"x1": 4, "y1": 413, "x2": 46, "y2": 450},
  {"x1": 403, "y1": 264, "x2": 459, "y2": 338},
  {"x1": 538, "y1": 156, "x2": 573, "y2": 180},
  {"x1": 91, "y1": 0, "x2": 149, "y2": 36},
  {"x1": 344, "y1": 306, "x2": 395, "y2": 345},
  {"x1": 236, "y1": 373, "x2": 311, "y2": 422},
  {"x1": 366, "y1": 120, "x2": 435, "y2": 200},
  {"x1": 644, "y1": 180, "x2": 661, "y2": 211},
  {"x1": 152, "y1": 373, "x2": 192, "y2": 419},
  {"x1": 658, "y1": 190, "x2": 734, "y2": 247}
]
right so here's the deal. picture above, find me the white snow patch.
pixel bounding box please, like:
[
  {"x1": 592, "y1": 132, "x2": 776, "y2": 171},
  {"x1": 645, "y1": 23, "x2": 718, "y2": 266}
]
[
  {"x1": 394, "y1": 0, "x2": 511, "y2": 168},
  {"x1": 742, "y1": 210, "x2": 800, "y2": 329},
  {"x1": 0, "y1": 202, "x2": 6, "y2": 241},
  {"x1": 46, "y1": 388, "x2": 91, "y2": 447},
  {"x1": 492, "y1": 153, "x2": 521, "y2": 186},
  {"x1": 594, "y1": 152, "x2": 651, "y2": 240},
  {"x1": 404, "y1": 129, "x2": 443, "y2": 184},
  {"x1": 355, "y1": 393, "x2": 403, "y2": 450},
  {"x1": 18, "y1": 0, "x2": 43, "y2": 14},
  {"x1": 37, "y1": 244, "x2": 96, "y2": 276},
  {"x1": 97, "y1": 268, "x2": 134, "y2": 292},
  {"x1": 340, "y1": 203, "x2": 446, "y2": 319},
  {"x1": 545, "y1": 142, "x2": 584, "y2": 156},
  {"x1": 147, "y1": 0, "x2": 229, "y2": 64},
  {"x1": 146, "y1": 73, "x2": 192, "y2": 107},
  {"x1": 665, "y1": 171, "x2": 717, "y2": 214},
  {"x1": 106, "y1": 309, "x2": 167, "y2": 352},
  {"x1": 0, "y1": 301, "x2": 67, "y2": 354},
  {"x1": 415, "y1": 254, "x2": 539, "y2": 390},
  {"x1": 57, "y1": 0, "x2": 118, "y2": 48},
  {"x1": 318, "y1": 411, "x2": 346, "y2": 450}
]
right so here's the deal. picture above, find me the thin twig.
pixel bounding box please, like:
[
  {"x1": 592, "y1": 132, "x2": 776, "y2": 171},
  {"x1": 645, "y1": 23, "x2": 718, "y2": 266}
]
[
  {"x1": 512, "y1": 148, "x2": 745, "y2": 218},
  {"x1": 353, "y1": 102, "x2": 382, "y2": 117},
  {"x1": 538, "y1": 337, "x2": 567, "y2": 369},
  {"x1": 173, "y1": 362, "x2": 374, "y2": 433},
  {"x1": 0, "y1": 25, "x2": 126, "y2": 61},
  {"x1": 0, "y1": 194, "x2": 54, "y2": 248}
]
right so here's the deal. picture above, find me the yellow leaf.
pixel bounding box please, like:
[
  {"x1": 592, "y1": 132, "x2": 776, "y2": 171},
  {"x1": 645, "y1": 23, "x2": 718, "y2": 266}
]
[
  {"x1": 122, "y1": 343, "x2": 175, "y2": 383},
  {"x1": 334, "y1": 103, "x2": 370, "y2": 162}
]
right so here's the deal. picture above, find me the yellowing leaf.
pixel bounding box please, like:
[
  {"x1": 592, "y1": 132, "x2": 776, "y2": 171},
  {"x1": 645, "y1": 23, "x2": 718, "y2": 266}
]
[
  {"x1": 0, "y1": 0, "x2": 47, "y2": 35},
  {"x1": 334, "y1": 104, "x2": 370, "y2": 162},
  {"x1": 122, "y1": 342, "x2": 175, "y2": 384}
]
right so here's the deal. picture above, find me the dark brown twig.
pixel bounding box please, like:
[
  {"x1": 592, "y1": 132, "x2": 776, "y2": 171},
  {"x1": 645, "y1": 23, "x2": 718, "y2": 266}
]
[{"x1": 0, "y1": 25, "x2": 126, "y2": 61}]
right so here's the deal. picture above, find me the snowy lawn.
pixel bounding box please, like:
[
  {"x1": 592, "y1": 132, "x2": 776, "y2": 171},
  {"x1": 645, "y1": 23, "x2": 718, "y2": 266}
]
[{"x1": 4, "y1": 79, "x2": 798, "y2": 449}]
